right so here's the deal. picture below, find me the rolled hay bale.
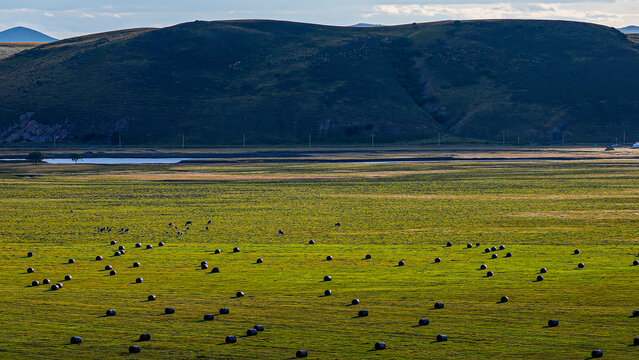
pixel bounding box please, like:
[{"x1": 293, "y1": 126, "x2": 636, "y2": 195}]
[
  {"x1": 499, "y1": 245, "x2": 506, "y2": 250},
  {"x1": 27, "y1": 252, "x2": 33, "y2": 257},
  {"x1": 64, "y1": 275, "x2": 72, "y2": 281},
  {"x1": 591, "y1": 349, "x2": 603, "y2": 358},
  {"x1": 43, "y1": 279, "x2": 50, "y2": 284},
  {"x1": 236, "y1": 291, "x2": 245, "y2": 297},
  {"x1": 129, "y1": 345, "x2": 141, "y2": 353},
  {"x1": 110, "y1": 270, "x2": 117, "y2": 276},
  {"x1": 476, "y1": 243, "x2": 481, "y2": 247},
  {"x1": 57, "y1": 282, "x2": 64, "y2": 288},
  {"x1": 133, "y1": 262, "x2": 141, "y2": 268},
  {"x1": 491, "y1": 246, "x2": 498, "y2": 252},
  {"x1": 219, "y1": 308, "x2": 230, "y2": 315},
  {"x1": 105, "y1": 265, "x2": 113, "y2": 270},
  {"x1": 326, "y1": 255, "x2": 333, "y2": 261},
  {"x1": 165, "y1": 307, "x2": 175, "y2": 314},
  {"x1": 548, "y1": 319, "x2": 559, "y2": 327},
  {"x1": 537, "y1": 275, "x2": 544, "y2": 281},
  {"x1": 308, "y1": 240, "x2": 315, "y2": 245},
  {"x1": 233, "y1": 247, "x2": 240, "y2": 253},
  {"x1": 358, "y1": 310, "x2": 369, "y2": 317},
  {"x1": 480, "y1": 264, "x2": 487, "y2": 270},
  {"x1": 225, "y1": 336, "x2": 237, "y2": 344},
  {"x1": 254, "y1": 324, "x2": 265, "y2": 331},
  {"x1": 437, "y1": 334, "x2": 448, "y2": 342},
  {"x1": 135, "y1": 243, "x2": 142, "y2": 248},
  {"x1": 634, "y1": 260, "x2": 639, "y2": 266},
  {"x1": 146, "y1": 244, "x2": 153, "y2": 249},
  {"x1": 419, "y1": 318, "x2": 430, "y2": 326},
  {"x1": 352, "y1": 299, "x2": 360, "y2": 305},
  {"x1": 434, "y1": 257, "x2": 441, "y2": 263},
  {"x1": 485, "y1": 248, "x2": 491, "y2": 253},
  {"x1": 634, "y1": 337, "x2": 639, "y2": 346},
  {"x1": 32, "y1": 280, "x2": 40, "y2": 287},
  {"x1": 487, "y1": 271, "x2": 494, "y2": 277},
  {"x1": 540, "y1": 268, "x2": 547, "y2": 273},
  {"x1": 120, "y1": 250, "x2": 126, "y2": 254},
  {"x1": 578, "y1": 263, "x2": 585, "y2": 269},
  {"x1": 365, "y1": 254, "x2": 372, "y2": 260},
  {"x1": 467, "y1": 243, "x2": 473, "y2": 249},
  {"x1": 505, "y1": 252, "x2": 513, "y2": 258},
  {"x1": 574, "y1": 249, "x2": 581, "y2": 255},
  {"x1": 211, "y1": 267, "x2": 220, "y2": 273},
  {"x1": 114, "y1": 251, "x2": 121, "y2": 257},
  {"x1": 70, "y1": 336, "x2": 82, "y2": 344},
  {"x1": 324, "y1": 275, "x2": 332, "y2": 282},
  {"x1": 106, "y1": 309, "x2": 116, "y2": 316},
  {"x1": 374, "y1": 342, "x2": 387, "y2": 350},
  {"x1": 158, "y1": 242, "x2": 164, "y2": 247},
  {"x1": 324, "y1": 289, "x2": 332, "y2": 296},
  {"x1": 398, "y1": 260, "x2": 405, "y2": 266},
  {"x1": 68, "y1": 258, "x2": 75, "y2": 264},
  {"x1": 492, "y1": 254, "x2": 498, "y2": 259},
  {"x1": 148, "y1": 295, "x2": 156, "y2": 301},
  {"x1": 632, "y1": 310, "x2": 639, "y2": 317},
  {"x1": 446, "y1": 241, "x2": 453, "y2": 247},
  {"x1": 27, "y1": 267, "x2": 35, "y2": 273},
  {"x1": 139, "y1": 334, "x2": 151, "y2": 341},
  {"x1": 434, "y1": 302, "x2": 445, "y2": 309},
  {"x1": 501, "y1": 296, "x2": 509, "y2": 303},
  {"x1": 111, "y1": 240, "x2": 117, "y2": 245},
  {"x1": 201, "y1": 263, "x2": 208, "y2": 270},
  {"x1": 50, "y1": 284, "x2": 59, "y2": 291},
  {"x1": 257, "y1": 258, "x2": 264, "y2": 263},
  {"x1": 136, "y1": 277, "x2": 144, "y2": 283},
  {"x1": 204, "y1": 314, "x2": 215, "y2": 321},
  {"x1": 296, "y1": 350, "x2": 309, "y2": 358},
  {"x1": 246, "y1": 329, "x2": 258, "y2": 336},
  {"x1": 214, "y1": 249, "x2": 221, "y2": 254},
  {"x1": 95, "y1": 256, "x2": 103, "y2": 261},
  {"x1": 118, "y1": 245, "x2": 125, "y2": 251}
]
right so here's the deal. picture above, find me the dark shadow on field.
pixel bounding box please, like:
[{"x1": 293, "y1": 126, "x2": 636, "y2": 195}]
[{"x1": 542, "y1": 325, "x2": 551, "y2": 328}]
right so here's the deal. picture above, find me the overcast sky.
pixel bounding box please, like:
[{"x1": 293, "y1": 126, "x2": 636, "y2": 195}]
[{"x1": 1, "y1": 0, "x2": 637, "y2": 39}]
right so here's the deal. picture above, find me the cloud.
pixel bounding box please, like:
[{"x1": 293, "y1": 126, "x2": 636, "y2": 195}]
[
  {"x1": 44, "y1": 12, "x2": 54, "y2": 17},
  {"x1": 79, "y1": 12, "x2": 95, "y2": 18}
]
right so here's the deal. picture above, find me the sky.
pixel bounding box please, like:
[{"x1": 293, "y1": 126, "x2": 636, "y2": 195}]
[{"x1": 0, "y1": 0, "x2": 638, "y2": 39}]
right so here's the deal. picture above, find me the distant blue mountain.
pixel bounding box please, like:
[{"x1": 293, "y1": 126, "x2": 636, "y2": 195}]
[
  {"x1": 619, "y1": 26, "x2": 639, "y2": 34},
  {"x1": 350, "y1": 23, "x2": 383, "y2": 27},
  {"x1": 0, "y1": 26, "x2": 57, "y2": 42}
]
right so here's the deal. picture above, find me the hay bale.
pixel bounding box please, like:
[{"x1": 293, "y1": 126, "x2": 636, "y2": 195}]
[
  {"x1": 50, "y1": 284, "x2": 59, "y2": 291},
  {"x1": 434, "y1": 302, "x2": 445, "y2": 309},
  {"x1": 27, "y1": 252, "x2": 33, "y2": 257},
  {"x1": 219, "y1": 308, "x2": 230, "y2": 314},
  {"x1": 165, "y1": 307, "x2": 175, "y2": 314},
  {"x1": 95, "y1": 256, "x2": 103, "y2": 261},
  {"x1": 437, "y1": 334, "x2": 448, "y2": 342},
  {"x1": 204, "y1": 314, "x2": 215, "y2": 321},
  {"x1": 574, "y1": 249, "x2": 581, "y2": 255},
  {"x1": 111, "y1": 240, "x2": 117, "y2": 245},
  {"x1": 43, "y1": 279, "x2": 50, "y2": 284},
  {"x1": 398, "y1": 260, "x2": 405, "y2": 266},
  {"x1": 374, "y1": 342, "x2": 387, "y2": 350},
  {"x1": 296, "y1": 350, "x2": 309, "y2": 358},
  {"x1": 135, "y1": 243, "x2": 142, "y2": 248},
  {"x1": 326, "y1": 255, "x2": 333, "y2": 261},
  {"x1": 68, "y1": 258, "x2": 75, "y2": 264},
  {"x1": 57, "y1": 282, "x2": 63, "y2": 288},
  {"x1": 505, "y1": 252, "x2": 512, "y2": 257},
  {"x1": 632, "y1": 310, "x2": 639, "y2": 317},
  {"x1": 158, "y1": 242, "x2": 164, "y2": 247},
  {"x1": 246, "y1": 329, "x2": 258, "y2": 336},
  {"x1": 491, "y1": 246, "x2": 498, "y2": 252},
  {"x1": 548, "y1": 319, "x2": 559, "y2": 327},
  {"x1": 480, "y1": 264, "x2": 487, "y2": 270},
  {"x1": 485, "y1": 248, "x2": 491, "y2": 253},
  {"x1": 148, "y1": 295, "x2": 156, "y2": 301},
  {"x1": 214, "y1": 249, "x2": 221, "y2": 254},
  {"x1": 492, "y1": 254, "x2": 498, "y2": 259},
  {"x1": 446, "y1": 241, "x2": 453, "y2": 247},
  {"x1": 540, "y1": 268, "x2": 547, "y2": 273},
  {"x1": 324, "y1": 275, "x2": 332, "y2": 281},
  {"x1": 120, "y1": 250, "x2": 126, "y2": 254},
  {"x1": 201, "y1": 263, "x2": 208, "y2": 270},
  {"x1": 499, "y1": 245, "x2": 506, "y2": 250},
  {"x1": 211, "y1": 267, "x2": 220, "y2": 273},
  {"x1": 308, "y1": 240, "x2": 315, "y2": 245},
  {"x1": 352, "y1": 299, "x2": 360, "y2": 305},
  {"x1": 129, "y1": 345, "x2": 141, "y2": 353},
  {"x1": 634, "y1": 337, "x2": 639, "y2": 346},
  {"x1": 591, "y1": 349, "x2": 603, "y2": 358},
  {"x1": 233, "y1": 247, "x2": 240, "y2": 253},
  {"x1": 114, "y1": 251, "x2": 121, "y2": 256},
  {"x1": 467, "y1": 243, "x2": 473, "y2": 248},
  {"x1": 537, "y1": 275, "x2": 544, "y2": 281},
  {"x1": 27, "y1": 267, "x2": 35, "y2": 273},
  {"x1": 146, "y1": 244, "x2": 153, "y2": 249},
  {"x1": 70, "y1": 336, "x2": 82, "y2": 344},
  {"x1": 634, "y1": 260, "x2": 639, "y2": 266},
  {"x1": 110, "y1": 270, "x2": 117, "y2": 276},
  {"x1": 501, "y1": 296, "x2": 509, "y2": 303},
  {"x1": 118, "y1": 245, "x2": 125, "y2": 251},
  {"x1": 419, "y1": 318, "x2": 430, "y2": 326},
  {"x1": 225, "y1": 336, "x2": 237, "y2": 344},
  {"x1": 105, "y1": 265, "x2": 113, "y2": 270},
  {"x1": 139, "y1": 334, "x2": 151, "y2": 341},
  {"x1": 324, "y1": 289, "x2": 332, "y2": 296},
  {"x1": 136, "y1": 277, "x2": 144, "y2": 283},
  {"x1": 32, "y1": 280, "x2": 40, "y2": 287},
  {"x1": 254, "y1": 324, "x2": 265, "y2": 331},
  {"x1": 358, "y1": 310, "x2": 369, "y2": 317},
  {"x1": 257, "y1": 258, "x2": 264, "y2": 263},
  {"x1": 476, "y1": 243, "x2": 480, "y2": 247},
  {"x1": 365, "y1": 254, "x2": 372, "y2": 259},
  {"x1": 236, "y1": 291, "x2": 245, "y2": 297},
  {"x1": 106, "y1": 309, "x2": 116, "y2": 316},
  {"x1": 133, "y1": 262, "x2": 141, "y2": 268},
  {"x1": 487, "y1": 271, "x2": 494, "y2": 277},
  {"x1": 64, "y1": 275, "x2": 72, "y2": 281},
  {"x1": 434, "y1": 257, "x2": 441, "y2": 263},
  {"x1": 578, "y1": 263, "x2": 585, "y2": 269}
]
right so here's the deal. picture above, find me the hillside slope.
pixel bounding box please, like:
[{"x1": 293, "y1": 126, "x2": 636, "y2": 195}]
[
  {"x1": 0, "y1": 20, "x2": 638, "y2": 145},
  {"x1": 0, "y1": 27, "x2": 57, "y2": 42}
]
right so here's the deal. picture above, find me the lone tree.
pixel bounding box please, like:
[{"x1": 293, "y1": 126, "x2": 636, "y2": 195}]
[
  {"x1": 26, "y1": 152, "x2": 44, "y2": 165},
  {"x1": 70, "y1": 153, "x2": 82, "y2": 164}
]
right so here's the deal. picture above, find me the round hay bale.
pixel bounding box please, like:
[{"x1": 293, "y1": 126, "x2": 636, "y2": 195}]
[
  {"x1": 485, "y1": 248, "x2": 491, "y2": 253},
  {"x1": 358, "y1": 310, "x2": 369, "y2": 317},
  {"x1": 233, "y1": 247, "x2": 240, "y2": 253},
  {"x1": 254, "y1": 324, "x2": 265, "y2": 331},
  {"x1": 434, "y1": 302, "x2": 445, "y2": 309},
  {"x1": 308, "y1": 240, "x2": 315, "y2": 245},
  {"x1": 114, "y1": 251, "x2": 121, "y2": 256},
  {"x1": 492, "y1": 254, "x2": 498, "y2": 259},
  {"x1": 27, "y1": 252, "x2": 33, "y2": 257},
  {"x1": 32, "y1": 280, "x2": 40, "y2": 287},
  {"x1": 634, "y1": 337, "x2": 639, "y2": 346},
  {"x1": 204, "y1": 314, "x2": 215, "y2": 321},
  {"x1": 548, "y1": 319, "x2": 559, "y2": 327},
  {"x1": 634, "y1": 260, "x2": 639, "y2": 266},
  {"x1": 110, "y1": 270, "x2": 117, "y2": 276},
  {"x1": 537, "y1": 275, "x2": 544, "y2": 281},
  {"x1": 214, "y1": 249, "x2": 221, "y2": 254},
  {"x1": 326, "y1": 255, "x2": 333, "y2": 261},
  {"x1": 434, "y1": 257, "x2": 441, "y2": 263},
  {"x1": 296, "y1": 350, "x2": 309, "y2": 358},
  {"x1": 574, "y1": 249, "x2": 580, "y2": 255},
  {"x1": 106, "y1": 309, "x2": 116, "y2": 316},
  {"x1": 158, "y1": 242, "x2": 164, "y2": 247},
  {"x1": 578, "y1": 263, "x2": 585, "y2": 269},
  {"x1": 419, "y1": 318, "x2": 430, "y2": 326},
  {"x1": 446, "y1": 241, "x2": 453, "y2": 247},
  {"x1": 68, "y1": 258, "x2": 75, "y2": 264},
  {"x1": 505, "y1": 252, "x2": 512, "y2": 257},
  {"x1": 467, "y1": 243, "x2": 473, "y2": 248},
  {"x1": 246, "y1": 329, "x2": 258, "y2": 336},
  {"x1": 118, "y1": 245, "x2": 125, "y2": 251},
  {"x1": 148, "y1": 295, "x2": 156, "y2": 301},
  {"x1": 64, "y1": 275, "x2": 72, "y2": 281},
  {"x1": 201, "y1": 261, "x2": 208, "y2": 266},
  {"x1": 27, "y1": 267, "x2": 35, "y2": 273},
  {"x1": 491, "y1": 246, "x2": 498, "y2": 252},
  {"x1": 43, "y1": 279, "x2": 50, "y2": 284},
  {"x1": 139, "y1": 334, "x2": 151, "y2": 341},
  {"x1": 219, "y1": 308, "x2": 230, "y2": 314},
  {"x1": 146, "y1": 244, "x2": 153, "y2": 249},
  {"x1": 324, "y1": 289, "x2": 332, "y2": 296},
  {"x1": 365, "y1": 254, "x2": 372, "y2": 259},
  {"x1": 111, "y1": 240, "x2": 117, "y2": 245},
  {"x1": 398, "y1": 260, "x2": 405, "y2": 266},
  {"x1": 136, "y1": 277, "x2": 144, "y2": 283},
  {"x1": 225, "y1": 336, "x2": 237, "y2": 344},
  {"x1": 105, "y1": 265, "x2": 113, "y2": 270},
  {"x1": 257, "y1": 258, "x2": 263, "y2": 263},
  {"x1": 352, "y1": 299, "x2": 360, "y2": 305},
  {"x1": 236, "y1": 291, "x2": 245, "y2": 297},
  {"x1": 57, "y1": 282, "x2": 63, "y2": 288},
  {"x1": 499, "y1": 245, "x2": 505, "y2": 250},
  {"x1": 211, "y1": 267, "x2": 220, "y2": 273},
  {"x1": 437, "y1": 334, "x2": 448, "y2": 342},
  {"x1": 95, "y1": 256, "x2": 103, "y2": 261},
  {"x1": 476, "y1": 243, "x2": 480, "y2": 247},
  {"x1": 374, "y1": 342, "x2": 387, "y2": 350},
  {"x1": 501, "y1": 296, "x2": 509, "y2": 303},
  {"x1": 133, "y1": 262, "x2": 141, "y2": 268},
  {"x1": 129, "y1": 345, "x2": 141, "y2": 353},
  {"x1": 201, "y1": 263, "x2": 208, "y2": 270},
  {"x1": 135, "y1": 243, "x2": 142, "y2": 248},
  {"x1": 70, "y1": 336, "x2": 82, "y2": 344},
  {"x1": 480, "y1": 264, "x2": 487, "y2": 270},
  {"x1": 487, "y1": 271, "x2": 494, "y2": 277},
  {"x1": 632, "y1": 310, "x2": 639, "y2": 317},
  {"x1": 165, "y1": 307, "x2": 175, "y2": 314},
  {"x1": 120, "y1": 250, "x2": 126, "y2": 254},
  {"x1": 540, "y1": 268, "x2": 547, "y2": 273},
  {"x1": 324, "y1": 275, "x2": 332, "y2": 281},
  {"x1": 591, "y1": 349, "x2": 603, "y2": 358},
  {"x1": 50, "y1": 284, "x2": 59, "y2": 291}
]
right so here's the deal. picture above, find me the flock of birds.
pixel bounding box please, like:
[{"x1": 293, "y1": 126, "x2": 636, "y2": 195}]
[{"x1": 22, "y1": 220, "x2": 639, "y2": 358}]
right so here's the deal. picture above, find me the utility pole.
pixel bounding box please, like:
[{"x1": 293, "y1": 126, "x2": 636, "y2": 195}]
[
  {"x1": 243, "y1": 134, "x2": 246, "y2": 149},
  {"x1": 308, "y1": 133, "x2": 312, "y2": 149},
  {"x1": 371, "y1": 134, "x2": 375, "y2": 148}
]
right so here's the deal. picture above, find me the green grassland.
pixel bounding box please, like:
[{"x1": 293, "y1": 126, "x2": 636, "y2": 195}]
[{"x1": 1, "y1": 160, "x2": 639, "y2": 359}]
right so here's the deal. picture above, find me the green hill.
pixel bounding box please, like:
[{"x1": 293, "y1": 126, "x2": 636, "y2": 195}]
[{"x1": 0, "y1": 19, "x2": 638, "y2": 145}]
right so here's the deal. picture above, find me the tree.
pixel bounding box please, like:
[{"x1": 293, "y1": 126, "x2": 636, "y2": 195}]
[
  {"x1": 70, "y1": 153, "x2": 82, "y2": 164},
  {"x1": 26, "y1": 152, "x2": 44, "y2": 165}
]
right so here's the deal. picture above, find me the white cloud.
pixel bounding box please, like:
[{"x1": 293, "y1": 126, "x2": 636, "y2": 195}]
[
  {"x1": 79, "y1": 12, "x2": 95, "y2": 18},
  {"x1": 43, "y1": 12, "x2": 54, "y2": 17}
]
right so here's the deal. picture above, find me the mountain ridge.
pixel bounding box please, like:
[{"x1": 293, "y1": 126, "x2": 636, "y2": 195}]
[{"x1": 0, "y1": 26, "x2": 57, "y2": 42}]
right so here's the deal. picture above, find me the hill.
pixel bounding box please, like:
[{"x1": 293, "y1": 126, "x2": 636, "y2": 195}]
[
  {"x1": 0, "y1": 26, "x2": 57, "y2": 43},
  {"x1": 619, "y1": 25, "x2": 639, "y2": 34},
  {"x1": 0, "y1": 20, "x2": 638, "y2": 145},
  {"x1": 0, "y1": 42, "x2": 44, "y2": 60}
]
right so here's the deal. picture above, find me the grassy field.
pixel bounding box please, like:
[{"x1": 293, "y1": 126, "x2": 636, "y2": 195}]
[{"x1": 1, "y1": 159, "x2": 639, "y2": 359}]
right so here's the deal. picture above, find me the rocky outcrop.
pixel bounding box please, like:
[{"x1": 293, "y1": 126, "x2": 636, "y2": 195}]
[{"x1": 0, "y1": 113, "x2": 70, "y2": 143}]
